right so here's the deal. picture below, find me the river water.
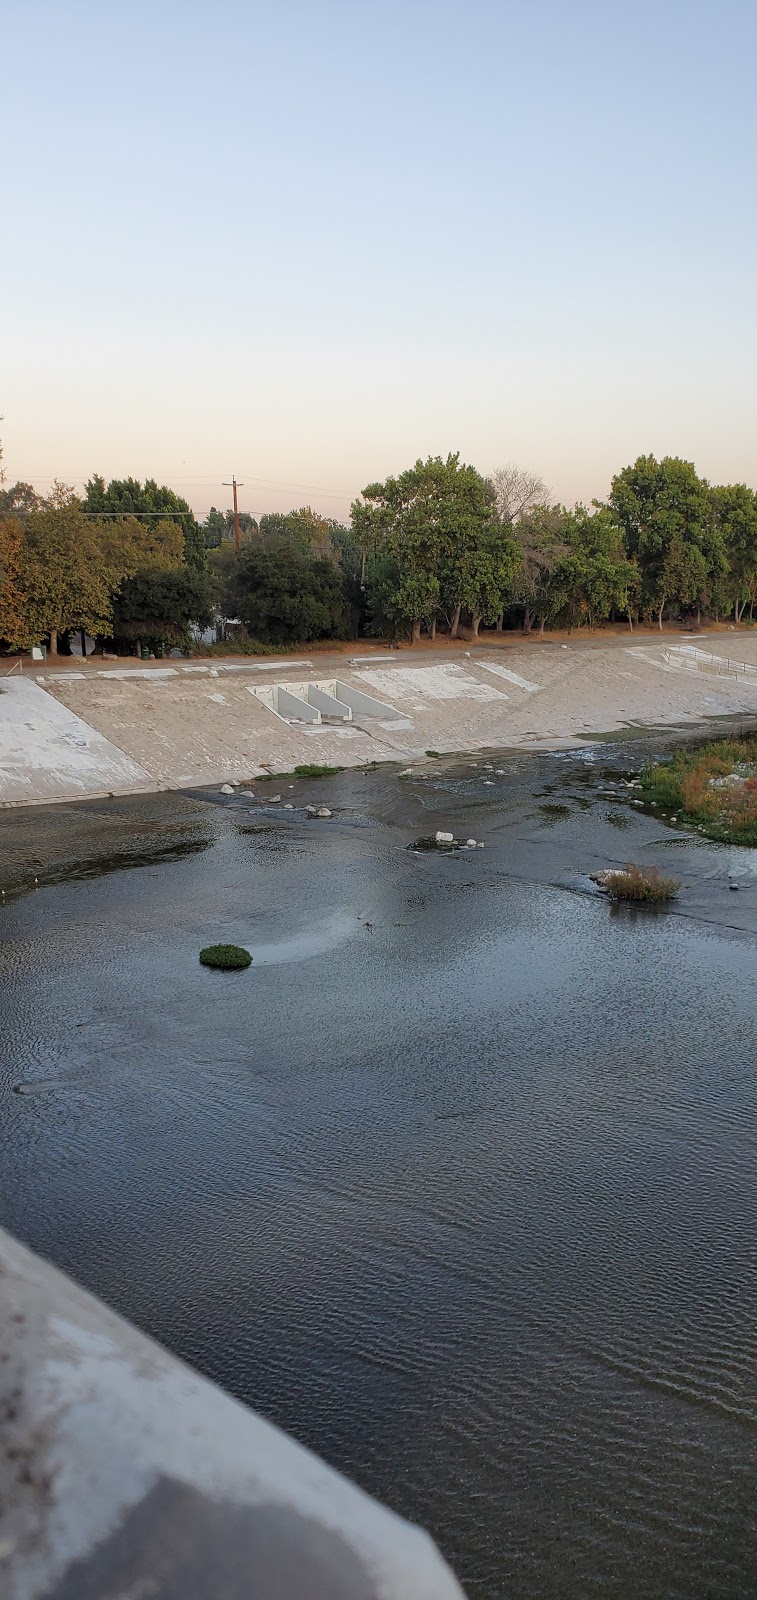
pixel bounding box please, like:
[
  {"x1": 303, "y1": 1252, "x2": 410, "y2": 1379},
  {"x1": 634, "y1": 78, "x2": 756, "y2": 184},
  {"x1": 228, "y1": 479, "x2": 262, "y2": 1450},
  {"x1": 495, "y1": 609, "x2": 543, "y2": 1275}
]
[{"x1": 1, "y1": 741, "x2": 756, "y2": 1599}]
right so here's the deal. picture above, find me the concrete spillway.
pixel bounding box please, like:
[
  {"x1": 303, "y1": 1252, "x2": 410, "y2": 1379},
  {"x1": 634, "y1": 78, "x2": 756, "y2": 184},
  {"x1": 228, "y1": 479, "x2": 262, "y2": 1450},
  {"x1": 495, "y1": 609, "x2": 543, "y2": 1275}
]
[{"x1": 249, "y1": 678, "x2": 399, "y2": 724}]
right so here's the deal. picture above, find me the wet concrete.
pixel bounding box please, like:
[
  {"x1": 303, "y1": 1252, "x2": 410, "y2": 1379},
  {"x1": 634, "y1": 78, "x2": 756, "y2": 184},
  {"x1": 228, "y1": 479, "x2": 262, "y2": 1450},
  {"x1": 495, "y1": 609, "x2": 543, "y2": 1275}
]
[{"x1": 1, "y1": 738, "x2": 756, "y2": 1599}]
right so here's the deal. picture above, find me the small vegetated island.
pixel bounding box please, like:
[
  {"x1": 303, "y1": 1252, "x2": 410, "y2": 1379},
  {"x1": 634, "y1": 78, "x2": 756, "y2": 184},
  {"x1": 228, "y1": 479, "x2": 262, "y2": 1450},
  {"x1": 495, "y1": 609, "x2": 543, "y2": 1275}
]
[
  {"x1": 641, "y1": 736, "x2": 757, "y2": 845},
  {"x1": 199, "y1": 944, "x2": 252, "y2": 970}
]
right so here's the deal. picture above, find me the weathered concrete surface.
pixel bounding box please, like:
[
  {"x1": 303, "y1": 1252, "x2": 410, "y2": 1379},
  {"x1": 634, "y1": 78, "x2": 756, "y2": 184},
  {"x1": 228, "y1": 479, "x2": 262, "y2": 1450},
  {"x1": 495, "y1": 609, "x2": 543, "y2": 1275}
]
[
  {"x1": 0, "y1": 1227, "x2": 465, "y2": 1600},
  {"x1": 0, "y1": 678, "x2": 152, "y2": 805},
  {"x1": 4, "y1": 636, "x2": 757, "y2": 805}
]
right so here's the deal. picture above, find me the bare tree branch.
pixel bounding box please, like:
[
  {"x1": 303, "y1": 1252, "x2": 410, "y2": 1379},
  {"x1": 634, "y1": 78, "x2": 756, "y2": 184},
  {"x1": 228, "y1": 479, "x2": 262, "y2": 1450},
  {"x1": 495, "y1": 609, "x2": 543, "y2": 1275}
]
[{"x1": 491, "y1": 463, "x2": 550, "y2": 524}]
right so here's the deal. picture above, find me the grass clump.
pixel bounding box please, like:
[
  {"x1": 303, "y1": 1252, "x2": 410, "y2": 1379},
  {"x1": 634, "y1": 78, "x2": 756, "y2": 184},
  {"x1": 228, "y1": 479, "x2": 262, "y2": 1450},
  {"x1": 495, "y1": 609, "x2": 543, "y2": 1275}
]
[
  {"x1": 255, "y1": 763, "x2": 344, "y2": 782},
  {"x1": 293, "y1": 763, "x2": 344, "y2": 778},
  {"x1": 199, "y1": 943, "x2": 252, "y2": 970},
  {"x1": 602, "y1": 865, "x2": 680, "y2": 902},
  {"x1": 641, "y1": 735, "x2": 757, "y2": 844}
]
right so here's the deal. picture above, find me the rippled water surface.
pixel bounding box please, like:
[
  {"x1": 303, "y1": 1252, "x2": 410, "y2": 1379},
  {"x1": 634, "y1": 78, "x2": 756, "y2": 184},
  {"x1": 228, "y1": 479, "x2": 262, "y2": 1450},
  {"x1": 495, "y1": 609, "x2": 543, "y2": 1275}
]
[{"x1": 2, "y1": 746, "x2": 756, "y2": 1599}]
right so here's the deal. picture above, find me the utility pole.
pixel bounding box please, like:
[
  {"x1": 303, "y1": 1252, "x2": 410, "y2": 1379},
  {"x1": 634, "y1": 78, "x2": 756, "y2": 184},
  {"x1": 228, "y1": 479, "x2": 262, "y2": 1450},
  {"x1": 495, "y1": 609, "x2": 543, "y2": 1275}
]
[{"x1": 223, "y1": 476, "x2": 245, "y2": 549}]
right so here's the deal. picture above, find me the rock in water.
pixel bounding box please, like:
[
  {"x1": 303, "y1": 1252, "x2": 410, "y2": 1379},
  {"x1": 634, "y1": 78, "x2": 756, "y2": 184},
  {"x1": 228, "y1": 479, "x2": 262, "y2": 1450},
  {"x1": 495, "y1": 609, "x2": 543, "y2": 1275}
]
[
  {"x1": 316, "y1": 807, "x2": 332, "y2": 819},
  {"x1": 435, "y1": 831, "x2": 454, "y2": 844},
  {"x1": 220, "y1": 784, "x2": 234, "y2": 795},
  {"x1": 466, "y1": 838, "x2": 477, "y2": 847}
]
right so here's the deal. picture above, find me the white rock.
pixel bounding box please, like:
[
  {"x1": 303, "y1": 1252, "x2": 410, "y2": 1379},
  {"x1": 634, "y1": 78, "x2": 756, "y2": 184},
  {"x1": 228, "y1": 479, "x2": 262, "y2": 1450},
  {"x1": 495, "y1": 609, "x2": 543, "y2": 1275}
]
[
  {"x1": 495, "y1": 770, "x2": 505, "y2": 776},
  {"x1": 268, "y1": 794, "x2": 282, "y2": 802},
  {"x1": 306, "y1": 804, "x2": 317, "y2": 814},
  {"x1": 435, "y1": 830, "x2": 454, "y2": 844},
  {"x1": 283, "y1": 803, "x2": 294, "y2": 809},
  {"x1": 466, "y1": 838, "x2": 477, "y2": 847},
  {"x1": 399, "y1": 768, "x2": 414, "y2": 776},
  {"x1": 220, "y1": 784, "x2": 234, "y2": 795},
  {"x1": 316, "y1": 807, "x2": 332, "y2": 818},
  {"x1": 476, "y1": 841, "x2": 485, "y2": 848}
]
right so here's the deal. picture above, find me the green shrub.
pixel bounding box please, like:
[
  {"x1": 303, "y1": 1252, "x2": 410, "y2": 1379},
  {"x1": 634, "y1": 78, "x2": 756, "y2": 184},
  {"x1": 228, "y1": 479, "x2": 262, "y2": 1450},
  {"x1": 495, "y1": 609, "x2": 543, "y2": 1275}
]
[
  {"x1": 603, "y1": 865, "x2": 680, "y2": 902},
  {"x1": 204, "y1": 638, "x2": 280, "y2": 656},
  {"x1": 199, "y1": 943, "x2": 252, "y2": 970}
]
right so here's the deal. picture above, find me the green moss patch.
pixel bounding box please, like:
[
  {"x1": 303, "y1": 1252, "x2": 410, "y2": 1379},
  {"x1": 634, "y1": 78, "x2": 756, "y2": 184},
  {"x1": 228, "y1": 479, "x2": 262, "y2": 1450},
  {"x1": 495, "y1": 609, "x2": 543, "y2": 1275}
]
[{"x1": 199, "y1": 943, "x2": 252, "y2": 970}]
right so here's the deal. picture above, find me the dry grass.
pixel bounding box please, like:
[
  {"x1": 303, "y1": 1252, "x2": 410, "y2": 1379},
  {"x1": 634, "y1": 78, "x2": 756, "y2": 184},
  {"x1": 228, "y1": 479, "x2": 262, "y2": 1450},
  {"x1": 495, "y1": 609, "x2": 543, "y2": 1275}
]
[{"x1": 599, "y1": 864, "x2": 680, "y2": 902}]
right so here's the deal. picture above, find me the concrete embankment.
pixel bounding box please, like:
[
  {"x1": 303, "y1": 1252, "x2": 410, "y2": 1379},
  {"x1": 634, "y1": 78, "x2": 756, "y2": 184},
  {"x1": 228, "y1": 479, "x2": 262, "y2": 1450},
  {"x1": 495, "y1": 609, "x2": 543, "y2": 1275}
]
[{"x1": 2, "y1": 636, "x2": 757, "y2": 805}]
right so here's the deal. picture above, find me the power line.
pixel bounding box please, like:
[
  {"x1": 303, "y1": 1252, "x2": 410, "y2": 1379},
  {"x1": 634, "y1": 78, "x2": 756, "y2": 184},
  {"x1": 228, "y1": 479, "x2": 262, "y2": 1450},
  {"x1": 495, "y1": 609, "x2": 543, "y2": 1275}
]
[{"x1": 13, "y1": 473, "x2": 355, "y2": 502}]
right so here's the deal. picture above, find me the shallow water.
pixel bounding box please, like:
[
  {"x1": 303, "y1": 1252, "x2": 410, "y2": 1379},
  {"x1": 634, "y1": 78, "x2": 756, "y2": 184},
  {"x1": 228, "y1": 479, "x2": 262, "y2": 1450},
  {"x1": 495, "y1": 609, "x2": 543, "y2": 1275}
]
[{"x1": 1, "y1": 744, "x2": 756, "y2": 1599}]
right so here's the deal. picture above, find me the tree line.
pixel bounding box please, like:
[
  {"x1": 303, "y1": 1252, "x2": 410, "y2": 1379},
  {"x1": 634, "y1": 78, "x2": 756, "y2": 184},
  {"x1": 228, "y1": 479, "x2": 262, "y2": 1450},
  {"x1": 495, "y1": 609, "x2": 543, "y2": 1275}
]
[{"x1": 2, "y1": 451, "x2": 757, "y2": 655}]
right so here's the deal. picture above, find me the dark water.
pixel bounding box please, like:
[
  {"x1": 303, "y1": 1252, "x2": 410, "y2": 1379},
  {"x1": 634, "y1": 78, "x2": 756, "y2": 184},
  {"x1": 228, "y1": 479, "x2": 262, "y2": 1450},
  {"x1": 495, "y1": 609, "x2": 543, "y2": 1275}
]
[{"x1": 2, "y1": 745, "x2": 756, "y2": 1599}]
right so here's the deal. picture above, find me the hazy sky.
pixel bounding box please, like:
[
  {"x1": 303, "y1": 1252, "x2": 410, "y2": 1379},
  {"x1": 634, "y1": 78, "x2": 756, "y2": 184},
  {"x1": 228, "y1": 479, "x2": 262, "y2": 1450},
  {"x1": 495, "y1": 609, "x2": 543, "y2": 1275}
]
[{"x1": 3, "y1": 0, "x2": 756, "y2": 522}]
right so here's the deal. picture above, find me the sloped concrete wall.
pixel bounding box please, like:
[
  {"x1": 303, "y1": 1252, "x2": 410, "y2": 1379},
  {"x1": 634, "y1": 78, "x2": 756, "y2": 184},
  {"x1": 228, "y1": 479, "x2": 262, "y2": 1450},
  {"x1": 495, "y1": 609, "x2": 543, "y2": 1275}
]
[
  {"x1": 0, "y1": 1227, "x2": 465, "y2": 1600},
  {"x1": 0, "y1": 678, "x2": 151, "y2": 805}
]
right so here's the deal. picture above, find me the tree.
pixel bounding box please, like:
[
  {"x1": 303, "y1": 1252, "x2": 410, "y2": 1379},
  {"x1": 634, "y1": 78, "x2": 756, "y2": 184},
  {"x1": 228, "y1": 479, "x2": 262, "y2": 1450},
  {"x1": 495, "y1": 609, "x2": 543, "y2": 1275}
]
[
  {"x1": 511, "y1": 504, "x2": 569, "y2": 632},
  {"x1": 491, "y1": 463, "x2": 549, "y2": 524},
  {"x1": 22, "y1": 505, "x2": 118, "y2": 654},
  {"x1": 97, "y1": 515, "x2": 185, "y2": 580},
  {"x1": 258, "y1": 506, "x2": 341, "y2": 555},
  {"x1": 0, "y1": 481, "x2": 42, "y2": 519},
  {"x1": 564, "y1": 505, "x2": 640, "y2": 629},
  {"x1": 202, "y1": 506, "x2": 258, "y2": 548},
  {"x1": 0, "y1": 517, "x2": 34, "y2": 649},
  {"x1": 352, "y1": 454, "x2": 511, "y2": 640},
  {"x1": 711, "y1": 483, "x2": 757, "y2": 621},
  {"x1": 609, "y1": 456, "x2": 714, "y2": 628},
  {"x1": 112, "y1": 567, "x2": 215, "y2": 649},
  {"x1": 203, "y1": 507, "x2": 228, "y2": 549},
  {"x1": 83, "y1": 476, "x2": 205, "y2": 569},
  {"x1": 224, "y1": 542, "x2": 350, "y2": 645}
]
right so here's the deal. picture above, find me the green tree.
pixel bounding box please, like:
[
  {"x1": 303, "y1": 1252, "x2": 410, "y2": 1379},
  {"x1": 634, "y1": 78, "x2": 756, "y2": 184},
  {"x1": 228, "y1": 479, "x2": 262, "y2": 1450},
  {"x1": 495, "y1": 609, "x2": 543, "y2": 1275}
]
[
  {"x1": 0, "y1": 481, "x2": 42, "y2": 519},
  {"x1": 83, "y1": 476, "x2": 205, "y2": 569},
  {"x1": 352, "y1": 454, "x2": 511, "y2": 640},
  {"x1": 203, "y1": 507, "x2": 258, "y2": 546},
  {"x1": 258, "y1": 506, "x2": 341, "y2": 555},
  {"x1": 711, "y1": 483, "x2": 757, "y2": 621},
  {"x1": 224, "y1": 542, "x2": 350, "y2": 645},
  {"x1": 22, "y1": 505, "x2": 118, "y2": 654},
  {"x1": 97, "y1": 515, "x2": 186, "y2": 579},
  {"x1": 609, "y1": 456, "x2": 715, "y2": 627},
  {"x1": 511, "y1": 504, "x2": 569, "y2": 632},
  {"x1": 112, "y1": 567, "x2": 215, "y2": 650},
  {"x1": 0, "y1": 517, "x2": 34, "y2": 649},
  {"x1": 203, "y1": 507, "x2": 228, "y2": 549}
]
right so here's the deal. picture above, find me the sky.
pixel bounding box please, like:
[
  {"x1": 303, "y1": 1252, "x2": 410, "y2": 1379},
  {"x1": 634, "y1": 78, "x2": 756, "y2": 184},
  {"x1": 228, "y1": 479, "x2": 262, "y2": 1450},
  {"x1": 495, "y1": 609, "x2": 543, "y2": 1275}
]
[{"x1": 2, "y1": 0, "x2": 757, "y2": 523}]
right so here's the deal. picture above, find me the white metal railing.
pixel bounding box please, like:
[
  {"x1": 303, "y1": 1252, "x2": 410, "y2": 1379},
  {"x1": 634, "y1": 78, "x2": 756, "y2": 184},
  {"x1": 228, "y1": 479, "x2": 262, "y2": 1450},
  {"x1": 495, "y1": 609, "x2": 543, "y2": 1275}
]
[{"x1": 663, "y1": 645, "x2": 757, "y2": 682}]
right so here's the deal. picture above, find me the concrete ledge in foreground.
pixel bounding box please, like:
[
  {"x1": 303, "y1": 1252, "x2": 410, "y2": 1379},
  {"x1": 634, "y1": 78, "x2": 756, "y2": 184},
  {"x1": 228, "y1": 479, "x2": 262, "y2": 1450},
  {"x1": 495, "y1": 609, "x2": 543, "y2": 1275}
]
[{"x1": 0, "y1": 1228, "x2": 465, "y2": 1599}]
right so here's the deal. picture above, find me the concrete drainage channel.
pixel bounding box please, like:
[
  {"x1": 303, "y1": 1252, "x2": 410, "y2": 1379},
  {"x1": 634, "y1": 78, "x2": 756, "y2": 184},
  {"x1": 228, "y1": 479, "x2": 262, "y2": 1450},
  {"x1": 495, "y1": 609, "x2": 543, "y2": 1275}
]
[{"x1": 249, "y1": 679, "x2": 397, "y2": 725}]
